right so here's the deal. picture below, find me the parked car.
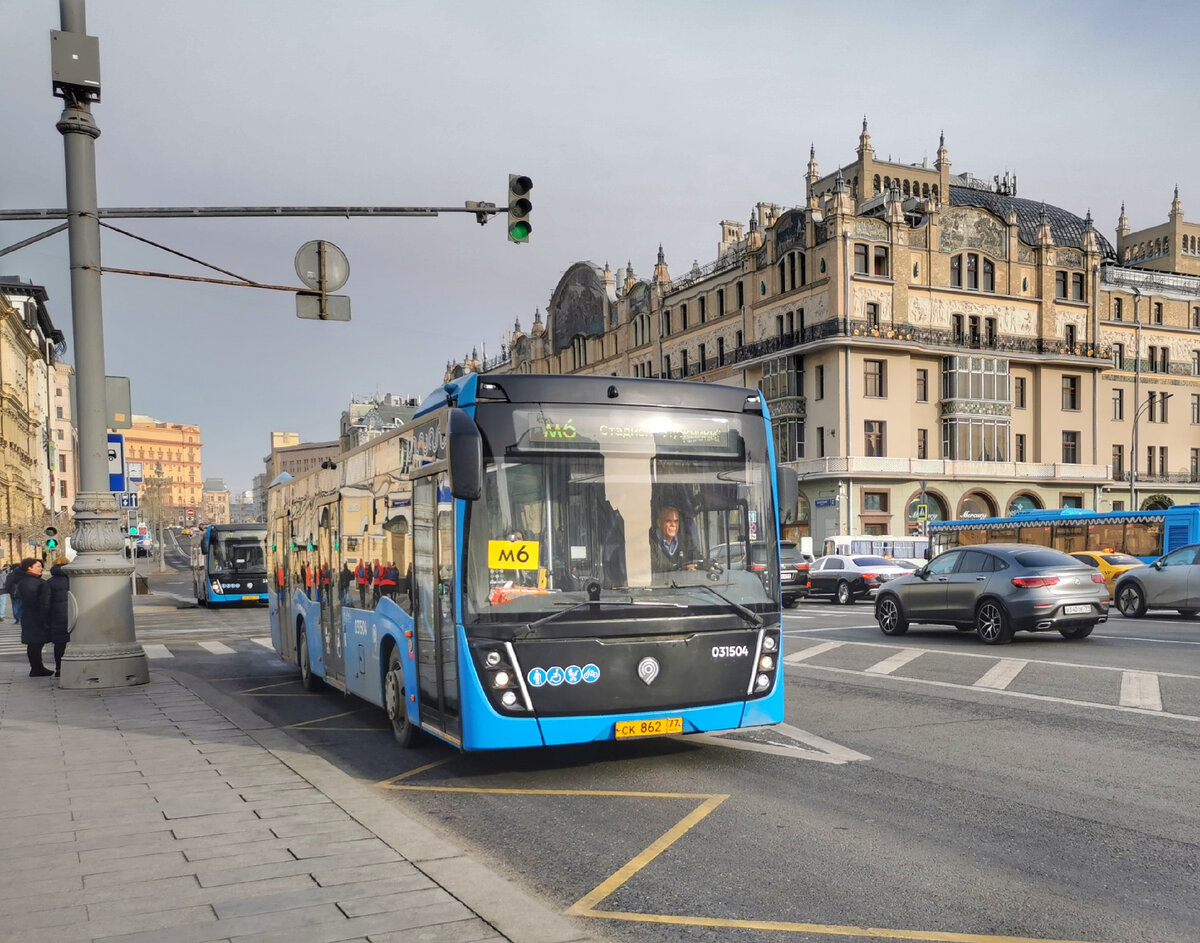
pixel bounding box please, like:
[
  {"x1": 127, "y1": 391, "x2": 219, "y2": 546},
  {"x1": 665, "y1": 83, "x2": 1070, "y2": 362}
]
[
  {"x1": 1112, "y1": 544, "x2": 1200, "y2": 618},
  {"x1": 779, "y1": 541, "x2": 811, "y2": 606},
  {"x1": 874, "y1": 544, "x2": 1109, "y2": 644},
  {"x1": 1068, "y1": 550, "x2": 1144, "y2": 595},
  {"x1": 806, "y1": 554, "x2": 913, "y2": 605},
  {"x1": 709, "y1": 540, "x2": 811, "y2": 607}
]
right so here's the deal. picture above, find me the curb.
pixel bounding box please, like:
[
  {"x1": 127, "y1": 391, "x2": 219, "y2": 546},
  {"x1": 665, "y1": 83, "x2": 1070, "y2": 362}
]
[{"x1": 163, "y1": 668, "x2": 602, "y2": 943}]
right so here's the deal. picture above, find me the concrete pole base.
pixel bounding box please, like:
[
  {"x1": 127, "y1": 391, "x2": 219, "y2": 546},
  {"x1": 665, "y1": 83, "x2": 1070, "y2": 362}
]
[{"x1": 58, "y1": 647, "x2": 150, "y2": 688}]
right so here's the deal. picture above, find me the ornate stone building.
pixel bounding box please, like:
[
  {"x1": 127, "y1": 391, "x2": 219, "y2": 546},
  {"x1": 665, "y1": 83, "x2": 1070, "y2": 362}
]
[
  {"x1": 1, "y1": 277, "x2": 65, "y2": 564},
  {"x1": 123, "y1": 415, "x2": 204, "y2": 521},
  {"x1": 480, "y1": 127, "x2": 1200, "y2": 545}
]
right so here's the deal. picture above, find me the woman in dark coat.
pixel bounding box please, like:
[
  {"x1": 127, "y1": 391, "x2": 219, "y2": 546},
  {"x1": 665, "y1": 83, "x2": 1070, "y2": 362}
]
[
  {"x1": 16, "y1": 558, "x2": 53, "y2": 677},
  {"x1": 47, "y1": 557, "x2": 71, "y2": 676}
]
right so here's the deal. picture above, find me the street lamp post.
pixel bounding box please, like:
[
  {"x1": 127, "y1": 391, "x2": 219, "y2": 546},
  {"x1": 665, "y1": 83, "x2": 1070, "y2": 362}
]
[
  {"x1": 1129, "y1": 391, "x2": 1170, "y2": 512},
  {"x1": 55, "y1": 0, "x2": 148, "y2": 687},
  {"x1": 1128, "y1": 288, "x2": 1142, "y2": 512}
]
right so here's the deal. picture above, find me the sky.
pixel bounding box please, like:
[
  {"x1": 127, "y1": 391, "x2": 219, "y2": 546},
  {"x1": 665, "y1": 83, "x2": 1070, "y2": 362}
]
[{"x1": 3, "y1": 0, "x2": 1199, "y2": 495}]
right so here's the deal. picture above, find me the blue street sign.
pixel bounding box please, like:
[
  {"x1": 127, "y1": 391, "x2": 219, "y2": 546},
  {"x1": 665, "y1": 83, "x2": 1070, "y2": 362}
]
[
  {"x1": 107, "y1": 433, "x2": 125, "y2": 492},
  {"x1": 814, "y1": 498, "x2": 836, "y2": 508}
]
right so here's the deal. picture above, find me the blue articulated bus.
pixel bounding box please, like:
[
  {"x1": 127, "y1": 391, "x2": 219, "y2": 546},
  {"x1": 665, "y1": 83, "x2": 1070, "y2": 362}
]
[
  {"x1": 192, "y1": 523, "x2": 270, "y2": 606},
  {"x1": 267, "y1": 373, "x2": 796, "y2": 751},
  {"x1": 929, "y1": 504, "x2": 1200, "y2": 563}
]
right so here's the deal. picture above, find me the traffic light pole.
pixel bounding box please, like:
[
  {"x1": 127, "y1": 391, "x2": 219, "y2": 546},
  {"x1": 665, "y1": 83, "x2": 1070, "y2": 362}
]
[{"x1": 55, "y1": 0, "x2": 148, "y2": 688}]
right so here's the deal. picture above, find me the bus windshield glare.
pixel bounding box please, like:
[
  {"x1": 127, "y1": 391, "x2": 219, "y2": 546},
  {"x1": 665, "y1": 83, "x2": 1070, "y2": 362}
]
[
  {"x1": 207, "y1": 530, "x2": 267, "y2": 576},
  {"x1": 465, "y1": 403, "x2": 779, "y2": 620}
]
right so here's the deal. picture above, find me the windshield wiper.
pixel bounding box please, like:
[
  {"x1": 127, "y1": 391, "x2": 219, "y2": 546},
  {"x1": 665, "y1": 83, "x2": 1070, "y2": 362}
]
[
  {"x1": 669, "y1": 580, "x2": 764, "y2": 628},
  {"x1": 522, "y1": 594, "x2": 677, "y2": 637}
]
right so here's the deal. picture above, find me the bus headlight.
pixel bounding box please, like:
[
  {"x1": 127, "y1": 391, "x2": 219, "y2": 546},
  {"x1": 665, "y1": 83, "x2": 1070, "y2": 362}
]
[
  {"x1": 501, "y1": 691, "x2": 518, "y2": 708},
  {"x1": 485, "y1": 650, "x2": 502, "y2": 668},
  {"x1": 755, "y1": 673, "x2": 771, "y2": 691},
  {"x1": 492, "y1": 670, "x2": 511, "y2": 688},
  {"x1": 762, "y1": 635, "x2": 777, "y2": 653},
  {"x1": 759, "y1": 655, "x2": 774, "y2": 671},
  {"x1": 211, "y1": 581, "x2": 222, "y2": 595}
]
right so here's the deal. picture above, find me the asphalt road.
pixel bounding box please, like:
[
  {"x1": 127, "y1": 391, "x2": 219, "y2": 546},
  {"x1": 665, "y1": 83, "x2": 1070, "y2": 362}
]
[{"x1": 105, "y1": 571, "x2": 1200, "y2": 943}]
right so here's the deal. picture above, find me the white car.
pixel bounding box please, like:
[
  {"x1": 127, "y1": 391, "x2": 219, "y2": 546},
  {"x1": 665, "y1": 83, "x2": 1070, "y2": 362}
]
[{"x1": 805, "y1": 554, "x2": 914, "y2": 604}]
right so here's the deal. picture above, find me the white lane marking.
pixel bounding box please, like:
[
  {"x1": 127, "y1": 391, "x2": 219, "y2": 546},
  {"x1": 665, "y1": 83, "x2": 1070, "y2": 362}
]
[
  {"x1": 252, "y1": 637, "x2": 274, "y2": 649},
  {"x1": 783, "y1": 641, "x2": 844, "y2": 663},
  {"x1": 198, "y1": 641, "x2": 236, "y2": 655},
  {"x1": 144, "y1": 644, "x2": 172, "y2": 659},
  {"x1": 696, "y1": 722, "x2": 870, "y2": 764},
  {"x1": 794, "y1": 663, "x2": 1199, "y2": 722},
  {"x1": 784, "y1": 625, "x2": 879, "y2": 634},
  {"x1": 1119, "y1": 670, "x2": 1163, "y2": 711},
  {"x1": 864, "y1": 649, "x2": 924, "y2": 675},
  {"x1": 975, "y1": 658, "x2": 1028, "y2": 690}
]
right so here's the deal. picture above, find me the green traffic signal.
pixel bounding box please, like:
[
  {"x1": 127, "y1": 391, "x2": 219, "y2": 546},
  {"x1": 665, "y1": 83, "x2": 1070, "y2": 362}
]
[
  {"x1": 507, "y1": 174, "x2": 532, "y2": 244},
  {"x1": 46, "y1": 538, "x2": 59, "y2": 550}
]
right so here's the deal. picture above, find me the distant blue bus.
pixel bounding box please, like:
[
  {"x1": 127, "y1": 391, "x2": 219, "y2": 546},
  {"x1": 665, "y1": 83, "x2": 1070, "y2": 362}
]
[
  {"x1": 192, "y1": 524, "x2": 269, "y2": 606},
  {"x1": 929, "y1": 504, "x2": 1200, "y2": 563},
  {"x1": 266, "y1": 374, "x2": 795, "y2": 752}
]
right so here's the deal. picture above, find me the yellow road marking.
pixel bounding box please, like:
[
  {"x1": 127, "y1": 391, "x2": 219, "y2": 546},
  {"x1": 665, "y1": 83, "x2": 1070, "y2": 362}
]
[{"x1": 377, "y1": 766, "x2": 1102, "y2": 943}]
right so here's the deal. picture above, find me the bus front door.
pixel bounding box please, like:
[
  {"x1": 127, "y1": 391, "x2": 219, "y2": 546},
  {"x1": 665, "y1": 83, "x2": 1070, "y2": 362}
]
[{"x1": 413, "y1": 474, "x2": 461, "y2": 743}]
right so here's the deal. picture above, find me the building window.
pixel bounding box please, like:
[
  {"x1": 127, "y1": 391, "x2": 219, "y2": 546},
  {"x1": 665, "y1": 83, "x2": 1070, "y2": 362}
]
[
  {"x1": 1015, "y1": 433, "x2": 1027, "y2": 462},
  {"x1": 966, "y1": 253, "x2": 979, "y2": 290},
  {"x1": 1193, "y1": 305, "x2": 1200, "y2": 328},
  {"x1": 1113, "y1": 342, "x2": 1125, "y2": 369},
  {"x1": 698, "y1": 343, "x2": 707, "y2": 373},
  {"x1": 863, "y1": 491, "x2": 889, "y2": 512},
  {"x1": 1193, "y1": 350, "x2": 1200, "y2": 375},
  {"x1": 854, "y1": 243, "x2": 869, "y2": 275},
  {"x1": 1062, "y1": 431, "x2": 1079, "y2": 464},
  {"x1": 1153, "y1": 302, "x2": 1163, "y2": 325},
  {"x1": 917, "y1": 428, "x2": 928, "y2": 459},
  {"x1": 815, "y1": 364, "x2": 825, "y2": 400},
  {"x1": 1148, "y1": 390, "x2": 1169, "y2": 423},
  {"x1": 59, "y1": 455, "x2": 66, "y2": 472},
  {"x1": 873, "y1": 245, "x2": 890, "y2": 277},
  {"x1": 717, "y1": 289, "x2": 725, "y2": 316},
  {"x1": 1192, "y1": 393, "x2": 1200, "y2": 424},
  {"x1": 816, "y1": 426, "x2": 825, "y2": 458},
  {"x1": 982, "y1": 259, "x2": 995, "y2": 292},
  {"x1": 55, "y1": 387, "x2": 63, "y2": 398},
  {"x1": 57, "y1": 429, "x2": 63, "y2": 440},
  {"x1": 866, "y1": 302, "x2": 880, "y2": 329},
  {"x1": 952, "y1": 313, "x2": 965, "y2": 344},
  {"x1": 736, "y1": 282, "x2": 744, "y2": 309},
  {"x1": 865, "y1": 420, "x2": 886, "y2": 456},
  {"x1": 56, "y1": 406, "x2": 63, "y2": 419},
  {"x1": 1055, "y1": 270, "x2": 1068, "y2": 299},
  {"x1": 680, "y1": 304, "x2": 688, "y2": 330},
  {"x1": 717, "y1": 337, "x2": 726, "y2": 366},
  {"x1": 916, "y1": 368, "x2": 928, "y2": 402},
  {"x1": 942, "y1": 355, "x2": 1011, "y2": 403},
  {"x1": 1071, "y1": 272, "x2": 1085, "y2": 301},
  {"x1": 1113, "y1": 297, "x2": 1123, "y2": 320},
  {"x1": 942, "y1": 418, "x2": 1010, "y2": 461},
  {"x1": 1062, "y1": 375, "x2": 1080, "y2": 410},
  {"x1": 1112, "y1": 387, "x2": 1124, "y2": 421},
  {"x1": 1112, "y1": 444, "x2": 1124, "y2": 479},
  {"x1": 1191, "y1": 448, "x2": 1200, "y2": 481},
  {"x1": 864, "y1": 360, "x2": 886, "y2": 397},
  {"x1": 1148, "y1": 345, "x2": 1169, "y2": 373},
  {"x1": 663, "y1": 310, "x2": 671, "y2": 336},
  {"x1": 950, "y1": 255, "x2": 962, "y2": 288},
  {"x1": 735, "y1": 330, "x2": 743, "y2": 348},
  {"x1": 698, "y1": 296, "x2": 706, "y2": 323},
  {"x1": 663, "y1": 354, "x2": 672, "y2": 378}
]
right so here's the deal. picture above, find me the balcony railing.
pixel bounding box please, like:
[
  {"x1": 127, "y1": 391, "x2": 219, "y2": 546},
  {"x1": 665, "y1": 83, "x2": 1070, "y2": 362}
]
[
  {"x1": 1111, "y1": 470, "x2": 1200, "y2": 484},
  {"x1": 788, "y1": 456, "x2": 1113, "y2": 482}
]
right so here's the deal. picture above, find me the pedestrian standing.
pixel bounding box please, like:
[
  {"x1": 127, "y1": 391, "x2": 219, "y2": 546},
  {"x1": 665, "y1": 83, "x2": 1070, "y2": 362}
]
[
  {"x1": 372, "y1": 559, "x2": 383, "y2": 604},
  {"x1": 381, "y1": 562, "x2": 398, "y2": 600},
  {"x1": 0, "y1": 563, "x2": 12, "y2": 623},
  {"x1": 16, "y1": 558, "x2": 53, "y2": 677},
  {"x1": 355, "y1": 560, "x2": 370, "y2": 607},
  {"x1": 46, "y1": 557, "x2": 71, "y2": 677}
]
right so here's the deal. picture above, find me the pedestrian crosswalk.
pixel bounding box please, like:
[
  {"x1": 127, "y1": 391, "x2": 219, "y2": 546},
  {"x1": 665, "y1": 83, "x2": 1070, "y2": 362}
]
[
  {"x1": 783, "y1": 639, "x2": 1197, "y2": 718},
  {"x1": 0, "y1": 629, "x2": 277, "y2": 661}
]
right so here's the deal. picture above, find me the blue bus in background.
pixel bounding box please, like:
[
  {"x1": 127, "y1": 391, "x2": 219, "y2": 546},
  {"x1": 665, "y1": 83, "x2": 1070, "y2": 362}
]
[
  {"x1": 192, "y1": 523, "x2": 269, "y2": 606},
  {"x1": 267, "y1": 374, "x2": 796, "y2": 752},
  {"x1": 929, "y1": 504, "x2": 1200, "y2": 563}
]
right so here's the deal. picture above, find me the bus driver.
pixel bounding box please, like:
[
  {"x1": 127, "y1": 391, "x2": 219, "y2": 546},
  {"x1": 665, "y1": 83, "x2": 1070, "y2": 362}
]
[{"x1": 649, "y1": 506, "x2": 698, "y2": 573}]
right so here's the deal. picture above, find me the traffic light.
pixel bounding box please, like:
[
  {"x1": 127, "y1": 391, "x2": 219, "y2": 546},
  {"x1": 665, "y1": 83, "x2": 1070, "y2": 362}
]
[
  {"x1": 44, "y1": 526, "x2": 59, "y2": 551},
  {"x1": 507, "y1": 174, "x2": 532, "y2": 243}
]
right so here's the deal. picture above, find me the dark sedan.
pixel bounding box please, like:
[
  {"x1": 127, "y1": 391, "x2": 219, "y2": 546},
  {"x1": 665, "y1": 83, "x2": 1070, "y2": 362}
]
[{"x1": 873, "y1": 544, "x2": 1109, "y2": 644}]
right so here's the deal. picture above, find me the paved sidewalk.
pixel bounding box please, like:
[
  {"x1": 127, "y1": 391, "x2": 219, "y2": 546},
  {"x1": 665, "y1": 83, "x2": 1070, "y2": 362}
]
[{"x1": 0, "y1": 636, "x2": 600, "y2": 942}]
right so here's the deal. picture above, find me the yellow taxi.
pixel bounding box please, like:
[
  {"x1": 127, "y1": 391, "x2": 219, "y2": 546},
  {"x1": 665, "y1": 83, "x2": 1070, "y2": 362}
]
[
  {"x1": 1068, "y1": 550, "x2": 1145, "y2": 595},
  {"x1": 180, "y1": 528, "x2": 192, "y2": 536}
]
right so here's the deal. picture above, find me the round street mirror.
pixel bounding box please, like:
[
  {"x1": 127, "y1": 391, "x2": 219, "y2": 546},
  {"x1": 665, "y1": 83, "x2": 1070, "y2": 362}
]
[{"x1": 295, "y1": 240, "x2": 349, "y2": 293}]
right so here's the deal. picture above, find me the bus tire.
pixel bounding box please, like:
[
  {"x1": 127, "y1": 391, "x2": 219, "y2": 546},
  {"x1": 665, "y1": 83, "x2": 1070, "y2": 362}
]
[
  {"x1": 385, "y1": 648, "x2": 418, "y2": 747},
  {"x1": 1115, "y1": 583, "x2": 1146, "y2": 618},
  {"x1": 298, "y1": 625, "x2": 322, "y2": 692},
  {"x1": 975, "y1": 599, "x2": 1013, "y2": 644},
  {"x1": 836, "y1": 581, "x2": 854, "y2": 605}
]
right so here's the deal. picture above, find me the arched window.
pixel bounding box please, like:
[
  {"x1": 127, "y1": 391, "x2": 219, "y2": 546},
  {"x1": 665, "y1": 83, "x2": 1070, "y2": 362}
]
[
  {"x1": 1007, "y1": 492, "x2": 1042, "y2": 514},
  {"x1": 922, "y1": 183, "x2": 930, "y2": 199},
  {"x1": 873, "y1": 174, "x2": 881, "y2": 193},
  {"x1": 931, "y1": 184, "x2": 939, "y2": 201},
  {"x1": 958, "y1": 491, "x2": 998, "y2": 520},
  {"x1": 903, "y1": 180, "x2": 911, "y2": 198},
  {"x1": 884, "y1": 176, "x2": 891, "y2": 191}
]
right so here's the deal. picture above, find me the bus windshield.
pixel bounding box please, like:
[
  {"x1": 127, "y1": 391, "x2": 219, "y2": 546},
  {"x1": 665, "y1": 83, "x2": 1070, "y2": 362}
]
[
  {"x1": 207, "y1": 529, "x2": 267, "y2": 575},
  {"x1": 464, "y1": 402, "x2": 778, "y2": 621}
]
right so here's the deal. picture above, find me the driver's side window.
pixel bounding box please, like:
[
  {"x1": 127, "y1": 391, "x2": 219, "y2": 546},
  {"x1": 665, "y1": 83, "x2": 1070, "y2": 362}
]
[
  {"x1": 926, "y1": 551, "x2": 961, "y2": 575},
  {"x1": 1160, "y1": 547, "x2": 1199, "y2": 567}
]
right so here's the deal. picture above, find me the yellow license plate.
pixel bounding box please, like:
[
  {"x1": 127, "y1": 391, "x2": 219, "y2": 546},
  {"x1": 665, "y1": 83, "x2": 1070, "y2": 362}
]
[{"x1": 615, "y1": 716, "x2": 684, "y2": 739}]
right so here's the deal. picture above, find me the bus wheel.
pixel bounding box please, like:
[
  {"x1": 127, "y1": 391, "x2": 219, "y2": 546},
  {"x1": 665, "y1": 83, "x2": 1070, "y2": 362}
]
[
  {"x1": 975, "y1": 599, "x2": 1013, "y2": 644},
  {"x1": 298, "y1": 627, "x2": 322, "y2": 692},
  {"x1": 1116, "y1": 583, "x2": 1146, "y2": 618},
  {"x1": 385, "y1": 649, "x2": 418, "y2": 747}
]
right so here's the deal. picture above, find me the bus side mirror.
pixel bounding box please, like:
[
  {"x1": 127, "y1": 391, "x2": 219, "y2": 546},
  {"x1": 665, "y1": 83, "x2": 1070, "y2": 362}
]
[
  {"x1": 776, "y1": 467, "x2": 798, "y2": 524},
  {"x1": 199, "y1": 537, "x2": 209, "y2": 554},
  {"x1": 447, "y1": 407, "x2": 482, "y2": 501}
]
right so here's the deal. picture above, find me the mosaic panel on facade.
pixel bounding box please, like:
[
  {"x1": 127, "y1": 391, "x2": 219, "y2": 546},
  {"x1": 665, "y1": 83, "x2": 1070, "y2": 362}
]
[
  {"x1": 854, "y1": 218, "x2": 889, "y2": 241},
  {"x1": 1017, "y1": 245, "x2": 1037, "y2": 264},
  {"x1": 1057, "y1": 248, "x2": 1084, "y2": 269},
  {"x1": 938, "y1": 207, "x2": 1007, "y2": 257},
  {"x1": 549, "y1": 265, "x2": 607, "y2": 353}
]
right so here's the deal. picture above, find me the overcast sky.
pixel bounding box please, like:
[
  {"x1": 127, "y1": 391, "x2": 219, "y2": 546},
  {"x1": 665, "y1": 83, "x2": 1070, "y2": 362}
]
[{"x1": 4, "y1": 0, "x2": 1198, "y2": 494}]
